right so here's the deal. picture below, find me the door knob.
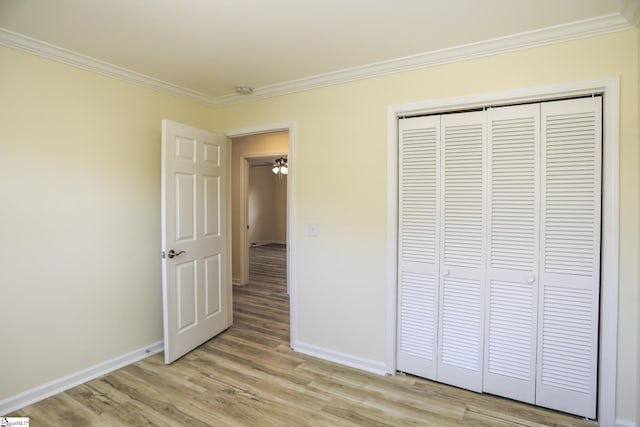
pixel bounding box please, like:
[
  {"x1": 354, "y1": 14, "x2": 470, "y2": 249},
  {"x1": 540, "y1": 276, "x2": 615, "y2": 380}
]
[
  {"x1": 443, "y1": 269, "x2": 450, "y2": 276},
  {"x1": 167, "y1": 249, "x2": 186, "y2": 259}
]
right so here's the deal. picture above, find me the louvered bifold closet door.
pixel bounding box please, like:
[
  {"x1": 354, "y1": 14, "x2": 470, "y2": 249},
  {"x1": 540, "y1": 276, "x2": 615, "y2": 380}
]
[
  {"x1": 397, "y1": 116, "x2": 441, "y2": 379},
  {"x1": 483, "y1": 104, "x2": 540, "y2": 404},
  {"x1": 537, "y1": 97, "x2": 602, "y2": 419},
  {"x1": 437, "y1": 111, "x2": 486, "y2": 392}
]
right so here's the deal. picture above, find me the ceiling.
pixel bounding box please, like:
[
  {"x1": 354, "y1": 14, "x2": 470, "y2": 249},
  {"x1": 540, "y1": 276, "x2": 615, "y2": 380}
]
[{"x1": 1, "y1": 0, "x2": 638, "y2": 103}]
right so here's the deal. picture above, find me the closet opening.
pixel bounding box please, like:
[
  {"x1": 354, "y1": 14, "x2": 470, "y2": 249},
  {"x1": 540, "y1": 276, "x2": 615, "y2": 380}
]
[{"x1": 386, "y1": 78, "x2": 619, "y2": 424}]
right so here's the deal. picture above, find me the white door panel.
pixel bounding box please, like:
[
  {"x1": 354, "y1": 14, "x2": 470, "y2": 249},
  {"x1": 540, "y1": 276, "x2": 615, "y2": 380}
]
[
  {"x1": 396, "y1": 115, "x2": 440, "y2": 379},
  {"x1": 536, "y1": 97, "x2": 601, "y2": 418},
  {"x1": 437, "y1": 111, "x2": 486, "y2": 393},
  {"x1": 162, "y1": 120, "x2": 231, "y2": 364},
  {"x1": 483, "y1": 104, "x2": 540, "y2": 404}
]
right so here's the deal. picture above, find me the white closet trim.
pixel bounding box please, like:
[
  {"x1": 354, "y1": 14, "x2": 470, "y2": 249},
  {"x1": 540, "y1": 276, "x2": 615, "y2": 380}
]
[{"x1": 386, "y1": 77, "x2": 619, "y2": 426}]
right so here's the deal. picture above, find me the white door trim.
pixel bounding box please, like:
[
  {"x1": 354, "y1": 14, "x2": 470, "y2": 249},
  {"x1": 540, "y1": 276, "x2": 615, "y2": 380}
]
[
  {"x1": 238, "y1": 156, "x2": 249, "y2": 285},
  {"x1": 226, "y1": 121, "x2": 297, "y2": 346},
  {"x1": 386, "y1": 77, "x2": 619, "y2": 426}
]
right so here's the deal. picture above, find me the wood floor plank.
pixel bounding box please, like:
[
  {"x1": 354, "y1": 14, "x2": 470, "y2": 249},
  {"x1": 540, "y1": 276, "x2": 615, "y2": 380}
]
[{"x1": 10, "y1": 244, "x2": 596, "y2": 426}]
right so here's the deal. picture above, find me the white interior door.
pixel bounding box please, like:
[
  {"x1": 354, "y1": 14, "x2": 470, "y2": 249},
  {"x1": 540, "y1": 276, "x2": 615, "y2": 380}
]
[{"x1": 161, "y1": 119, "x2": 232, "y2": 364}]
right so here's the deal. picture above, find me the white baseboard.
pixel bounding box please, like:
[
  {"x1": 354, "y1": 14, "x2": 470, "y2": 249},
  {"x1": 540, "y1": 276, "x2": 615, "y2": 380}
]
[
  {"x1": 0, "y1": 340, "x2": 163, "y2": 416},
  {"x1": 293, "y1": 341, "x2": 387, "y2": 376},
  {"x1": 616, "y1": 419, "x2": 637, "y2": 427}
]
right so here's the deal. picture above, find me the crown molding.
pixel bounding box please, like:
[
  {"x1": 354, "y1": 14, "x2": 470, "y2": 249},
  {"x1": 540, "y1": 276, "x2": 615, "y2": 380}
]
[
  {"x1": 220, "y1": 12, "x2": 635, "y2": 105},
  {"x1": 0, "y1": 11, "x2": 636, "y2": 107},
  {"x1": 0, "y1": 28, "x2": 219, "y2": 105}
]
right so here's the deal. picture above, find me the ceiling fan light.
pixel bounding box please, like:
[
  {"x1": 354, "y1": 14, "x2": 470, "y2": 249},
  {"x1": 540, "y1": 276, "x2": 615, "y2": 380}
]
[{"x1": 271, "y1": 156, "x2": 288, "y2": 176}]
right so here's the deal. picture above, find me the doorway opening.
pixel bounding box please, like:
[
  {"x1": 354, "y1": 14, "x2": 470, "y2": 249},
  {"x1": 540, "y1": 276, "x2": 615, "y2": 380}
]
[
  {"x1": 227, "y1": 123, "x2": 296, "y2": 346},
  {"x1": 246, "y1": 155, "x2": 288, "y2": 303}
]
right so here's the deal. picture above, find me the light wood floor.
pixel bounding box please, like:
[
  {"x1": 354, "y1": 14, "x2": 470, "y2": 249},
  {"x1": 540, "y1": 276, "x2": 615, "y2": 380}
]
[{"x1": 12, "y1": 244, "x2": 595, "y2": 426}]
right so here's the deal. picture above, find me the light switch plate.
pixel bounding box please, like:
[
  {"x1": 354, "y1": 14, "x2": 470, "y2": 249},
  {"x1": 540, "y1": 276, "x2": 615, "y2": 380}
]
[{"x1": 308, "y1": 222, "x2": 318, "y2": 237}]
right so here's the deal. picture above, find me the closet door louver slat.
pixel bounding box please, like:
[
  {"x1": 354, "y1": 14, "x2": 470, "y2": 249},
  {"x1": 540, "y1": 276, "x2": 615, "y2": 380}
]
[
  {"x1": 437, "y1": 111, "x2": 485, "y2": 392},
  {"x1": 396, "y1": 116, "x2": 440, "y2": 379},
  {"x1": 483, "y1": 104, "x2": 540, "y2": 404},
  {"x1": 537, "y1": 97, "x2": 601, "y2": 419}
]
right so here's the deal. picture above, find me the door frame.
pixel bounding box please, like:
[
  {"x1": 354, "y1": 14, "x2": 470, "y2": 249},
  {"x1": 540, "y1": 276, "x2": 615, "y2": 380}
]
[
  {"x1": 386, "y1": 77, "x2": 619, "y2": 425},
  {"x1": 226, "y1": 121, "x2": 297, "y2": 346}
]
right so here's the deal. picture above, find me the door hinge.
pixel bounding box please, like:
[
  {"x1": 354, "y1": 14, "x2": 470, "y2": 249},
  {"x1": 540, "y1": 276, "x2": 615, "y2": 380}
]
[{"x1": 162, "y1": 251, "x2": 166, "y2": 259}]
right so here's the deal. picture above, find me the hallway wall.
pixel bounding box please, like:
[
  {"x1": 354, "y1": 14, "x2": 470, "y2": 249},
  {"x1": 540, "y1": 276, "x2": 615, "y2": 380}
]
[{"x1": 248, "y1": 165, "x2": 287, "y2": 245}]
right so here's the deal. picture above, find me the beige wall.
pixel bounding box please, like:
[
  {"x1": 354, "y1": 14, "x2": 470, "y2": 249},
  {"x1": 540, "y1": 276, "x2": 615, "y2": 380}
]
[
  {"x1": 0, "y1": 45, "x2": 215, "y2": 400},
  {"x1": 216, "y1": 30, "x2": 639, "y2": 424},
  {"x1": 230, "y1": 132, "x2": 288, "y2": 283},
  {"x1": 1, "y1": 27, "x2": 638, "y2": 425},
  {"x1": 248, "y1": 165, "x2": 287, "y2": 245}
]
